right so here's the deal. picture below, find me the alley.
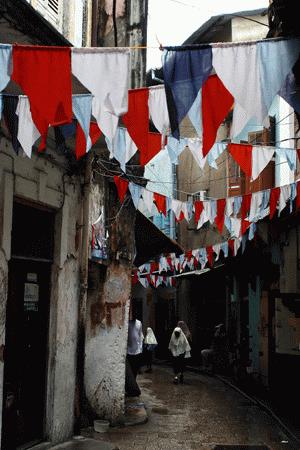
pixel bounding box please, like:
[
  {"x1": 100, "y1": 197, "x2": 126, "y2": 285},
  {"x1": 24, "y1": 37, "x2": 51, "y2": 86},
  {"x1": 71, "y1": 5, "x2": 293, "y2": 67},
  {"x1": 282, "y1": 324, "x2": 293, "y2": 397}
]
[{"x1": 82, "y1": 366, "x2": 296, "y2": 450}]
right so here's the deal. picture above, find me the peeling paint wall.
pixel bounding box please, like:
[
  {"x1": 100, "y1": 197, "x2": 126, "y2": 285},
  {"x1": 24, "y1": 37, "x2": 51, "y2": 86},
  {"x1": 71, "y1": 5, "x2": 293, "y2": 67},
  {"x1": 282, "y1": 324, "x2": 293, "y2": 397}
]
[
  {"x1": 85, "y1": 181, "x2": 136, "y2": 423},
  {"x1": 0, "y1": 140, "x2": 82, "y2": 446},
  {"x1": 85, "y1": 262, "x2": 130, "y2": 422}
]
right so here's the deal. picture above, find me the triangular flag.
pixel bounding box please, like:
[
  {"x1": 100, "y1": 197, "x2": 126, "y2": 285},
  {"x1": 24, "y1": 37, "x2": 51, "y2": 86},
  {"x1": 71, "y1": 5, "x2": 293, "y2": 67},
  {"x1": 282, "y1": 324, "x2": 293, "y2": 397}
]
[
  {"x1": 269, "y1": 187, "x2": 280, "y2": 219},
  {"x1": 202, "y1": 74, "x2": 233, "y2": 156},
  {"x1": 241, "y1": 193, "x2": 252, "y2": 220},
  {"x1": 114, "y1": 176, "x2": 129, "y2": 203},
  {"x1": 228, "y1": 143, "x2": 252, "y2": 177},
  {"x1": 75, "y1": 121, "x2": 101, "y2": 159},
  {"x1": 215, "y1": 198, "x2": 226, "y2": 234},
  {"x1": 251, "y1": 146, "x2": 274, "y2": 181},
  {"x1": 207, "y1": 246, "x2": 214, "y2": 267},
  {"x1": 154, "y1": 192, "x2": 167, "y2": 216},
  {"x1": 194, "y1": 200, "x2": 204, "y2": 224}
]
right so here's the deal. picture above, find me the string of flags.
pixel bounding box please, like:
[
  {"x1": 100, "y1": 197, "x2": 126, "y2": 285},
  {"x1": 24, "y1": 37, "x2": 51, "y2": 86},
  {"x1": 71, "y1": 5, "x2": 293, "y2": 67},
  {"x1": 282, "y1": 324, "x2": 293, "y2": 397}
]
[
  {"x1": 132, "y1": 175, "x2": 300, "y2": 289},
  {"x1": 114, "y1": 174, "x2": 300, "y2": 236},
  {"x1": 0, "y1": 38, "x2": 299, "y2": 168},
  {"x1": 132, "y1": 225, "x2": 257, "y2": 289}
]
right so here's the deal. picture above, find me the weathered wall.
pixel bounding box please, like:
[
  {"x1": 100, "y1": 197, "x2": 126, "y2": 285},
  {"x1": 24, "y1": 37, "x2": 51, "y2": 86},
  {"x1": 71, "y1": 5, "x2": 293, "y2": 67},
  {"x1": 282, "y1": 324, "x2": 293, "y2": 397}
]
[
  {"x1": 0, "y1": 140, "x2": 82, "y2": 445},
  {"x1": 97, "y1": 0, "x2": 148, "y2": 88},
  {"x1": 84, "y1": 178, "x2": 136, "y2": 423},
  {"x1": 280, "y1": 226, "x2": 300, "y2": 293},
  {"x1": 85, "y1": 262, "x2": 130, "y2": 422}
]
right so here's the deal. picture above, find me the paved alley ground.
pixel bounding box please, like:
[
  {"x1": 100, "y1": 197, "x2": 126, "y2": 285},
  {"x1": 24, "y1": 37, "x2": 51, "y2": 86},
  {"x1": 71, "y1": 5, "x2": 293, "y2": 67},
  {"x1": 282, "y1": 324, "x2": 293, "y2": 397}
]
[{"x1": 79, "y1": 366, "x2": 298, "y2": 450}]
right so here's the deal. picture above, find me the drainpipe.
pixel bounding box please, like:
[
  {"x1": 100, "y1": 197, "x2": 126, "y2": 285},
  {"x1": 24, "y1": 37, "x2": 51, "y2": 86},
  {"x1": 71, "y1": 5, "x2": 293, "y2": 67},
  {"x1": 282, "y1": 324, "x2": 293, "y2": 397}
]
[{"x1": 75, "y1": 152, "x2": 93, "y2": 430}]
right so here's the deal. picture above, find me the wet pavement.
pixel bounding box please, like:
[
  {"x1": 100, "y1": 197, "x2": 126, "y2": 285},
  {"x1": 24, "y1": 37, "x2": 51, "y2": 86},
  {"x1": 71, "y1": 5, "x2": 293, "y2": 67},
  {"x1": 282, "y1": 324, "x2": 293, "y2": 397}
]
[{"x1": 81, "y1": 365, "x2": 298, "y2": 450}]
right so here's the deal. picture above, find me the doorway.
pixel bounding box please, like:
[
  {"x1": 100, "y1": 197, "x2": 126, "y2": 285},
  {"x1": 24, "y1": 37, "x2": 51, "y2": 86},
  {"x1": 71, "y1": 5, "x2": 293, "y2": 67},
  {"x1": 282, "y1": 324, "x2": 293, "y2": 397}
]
[{"x1": 2, "y1": 201, "x2": 54, "y2": 449}]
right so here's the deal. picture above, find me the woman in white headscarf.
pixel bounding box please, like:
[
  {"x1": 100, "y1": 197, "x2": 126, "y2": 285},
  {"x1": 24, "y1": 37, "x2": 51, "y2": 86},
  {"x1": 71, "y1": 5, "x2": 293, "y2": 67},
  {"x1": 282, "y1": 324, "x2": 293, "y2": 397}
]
[
  {"x1": 143, "y1": 327, "x2": 158, "y2": 373},
  {"x1": 168, "y1": 327, "x2": 191, "y2": 384}
]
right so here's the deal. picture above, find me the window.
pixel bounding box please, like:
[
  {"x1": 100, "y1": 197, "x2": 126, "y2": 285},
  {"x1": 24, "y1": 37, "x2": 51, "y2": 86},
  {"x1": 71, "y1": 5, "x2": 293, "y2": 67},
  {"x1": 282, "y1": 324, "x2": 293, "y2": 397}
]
[
  {"x1": 192, "y1": 191, "x2": 206, "y2": 202},
  {"x1": 35, "y1": 0, "x2": 62, "y2": 29}
]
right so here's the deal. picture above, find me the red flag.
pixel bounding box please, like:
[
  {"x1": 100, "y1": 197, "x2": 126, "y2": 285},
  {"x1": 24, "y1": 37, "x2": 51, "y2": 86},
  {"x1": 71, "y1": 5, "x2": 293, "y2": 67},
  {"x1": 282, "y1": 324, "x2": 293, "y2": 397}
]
[
  {"x1": 194, "y1": 200, "x2": 204, "y2": 224},
  {"x1": 132, "y1": 271, "x2": 138, "y2": 286},
  {"x1": 202, "y1": 75, "x2": 234, "y2": 156},
  {"x1": 207, "y1": 246, "x2": 214, "y2": 267},
  {"x1": 241, "y1": 219, "x2": 251, "y2": 236},
  {"x1": 12, "y1": 45, "x2": 72, "y2": 150},
  {"x1": 269, "y1": 187, "x2": 281, "y2": 219},
  {"x1": 215, "y1": 198, "x2": 226, "y2": 234},
  {"x1": 241, "y1": 193, "x2": 252, "y2": 219},
  {"x1": 228, "y1": 239, "x2": 235, "y2": 255},
  {"x1": 154, "y1": 192, "x2": 167, "y2": 216},
  {"x1": 75, "y1": 121, "x2": 101, "y2": 159},
  {"x1": 123, "y1": 89, "x2": 162, "y2": 166},
  {"x1": 186, "y1": 250, "x2": 193, "y2": 261},
  {"x1": 297, "y1": 149, "x2": 300, "y2": 162},
  {"x1": 228, "y1": 143, "x2": 253, "y2": 177},
  {"x1": 175, "y1": 211, "x2": 185, "y2": 222},
  {"x1": 114, "y1": 176, "x2": 129, "y2": 203}
]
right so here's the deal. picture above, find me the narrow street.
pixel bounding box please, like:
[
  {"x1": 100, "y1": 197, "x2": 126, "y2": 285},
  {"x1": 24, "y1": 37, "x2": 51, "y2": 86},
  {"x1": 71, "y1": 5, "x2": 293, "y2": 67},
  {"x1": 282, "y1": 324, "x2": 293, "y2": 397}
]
[{"x1": 80, "y1": 366, "x2": 297, "y2": 450}]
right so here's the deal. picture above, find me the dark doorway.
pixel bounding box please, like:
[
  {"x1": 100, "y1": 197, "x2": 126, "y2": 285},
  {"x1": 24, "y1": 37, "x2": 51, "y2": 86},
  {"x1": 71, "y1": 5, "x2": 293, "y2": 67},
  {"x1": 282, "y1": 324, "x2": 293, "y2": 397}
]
[{"x1": 2, "y1": 201, "x2": 54, "y2": 449}]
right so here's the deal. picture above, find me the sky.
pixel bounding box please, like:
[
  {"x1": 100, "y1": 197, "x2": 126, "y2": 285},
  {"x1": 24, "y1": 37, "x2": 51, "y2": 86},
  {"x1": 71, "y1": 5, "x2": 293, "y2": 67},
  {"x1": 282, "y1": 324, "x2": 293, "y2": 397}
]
[{"x1": 147, "y1": 0, "x2": 269, "y2": 68}]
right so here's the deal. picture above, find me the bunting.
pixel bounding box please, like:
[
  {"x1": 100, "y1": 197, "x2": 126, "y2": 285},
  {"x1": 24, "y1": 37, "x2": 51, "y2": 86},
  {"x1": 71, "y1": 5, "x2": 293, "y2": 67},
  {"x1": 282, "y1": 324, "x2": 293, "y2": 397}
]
[{"x1": 12, "y1": 45, "x2": 72, "y2": 151}]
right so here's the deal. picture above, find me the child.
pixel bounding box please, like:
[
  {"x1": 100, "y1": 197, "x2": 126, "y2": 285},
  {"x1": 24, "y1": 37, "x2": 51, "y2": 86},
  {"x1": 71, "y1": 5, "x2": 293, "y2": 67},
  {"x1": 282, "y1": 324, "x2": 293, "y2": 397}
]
[
  {"x1": 143, "y1": 327, "x2": 158, "y2": 373},
  {"x1": 168, "y1": 327, "x2": 191, "y2": 384}
]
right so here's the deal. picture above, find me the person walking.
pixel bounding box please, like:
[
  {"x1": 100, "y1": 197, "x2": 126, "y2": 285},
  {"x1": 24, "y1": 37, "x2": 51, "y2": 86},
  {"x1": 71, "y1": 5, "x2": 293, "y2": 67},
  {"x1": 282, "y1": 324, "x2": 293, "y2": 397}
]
[
  {"x1": 177, "y1": 320, "x2": 192, "y2": 344},
  {"x1": 127, "y1": 307, "x2": 144, "y2": 379},
  {"x1": 201, "y1": 323, "x2": 227, "y2": 374},
  {"x1": 168, "y1": 327, "x2": 191, "y2": 384},
  {"x1": 143, "y1": 327, "x2": 158, "y2": 373}
]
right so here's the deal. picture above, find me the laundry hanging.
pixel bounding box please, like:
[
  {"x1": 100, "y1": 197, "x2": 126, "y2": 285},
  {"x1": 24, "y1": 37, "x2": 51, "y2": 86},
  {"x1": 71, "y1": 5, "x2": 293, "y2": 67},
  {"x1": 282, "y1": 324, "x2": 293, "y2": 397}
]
[
  {"x1": 71, "y1": 47, "x2": 130, "y2": 144},
  {"x1": 162, "y1": 46, "x2": 212, "y2": 139},
  {"x1": 12, "y1": 45, "x2": 73, "y2": 150},
  {"x1": 202, "y1": 74, "x2": 233, "y2": 156}
]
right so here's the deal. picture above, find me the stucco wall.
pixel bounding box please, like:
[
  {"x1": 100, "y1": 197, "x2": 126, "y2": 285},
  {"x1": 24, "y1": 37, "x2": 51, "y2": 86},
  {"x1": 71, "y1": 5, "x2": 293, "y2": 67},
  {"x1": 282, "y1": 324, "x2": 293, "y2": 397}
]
[
  {"x1": 84, "y1": 182, "x2": 136, "y2": 423},
  {"x1": 0, "y1": 140, "x2": 82, "y2": 445},
  {"x1": 85, "y1": 262, "x2": 130, "y2": 423}
]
